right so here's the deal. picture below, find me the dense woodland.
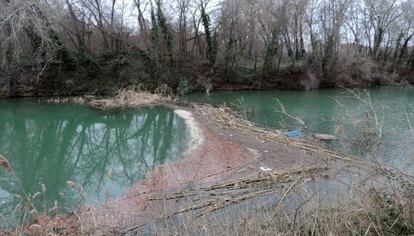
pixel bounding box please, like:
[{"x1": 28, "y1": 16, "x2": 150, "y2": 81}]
[{"x1": 0, "y1": 0, "x2": 414, "y2": 97}]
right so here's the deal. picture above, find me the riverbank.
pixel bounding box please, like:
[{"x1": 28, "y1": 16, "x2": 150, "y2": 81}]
[
  {"x1": 1, "y1": 61, "x2": 413, "y2": 99},
  {"x1": 3, "y1": 91, "x2": 414, "y2": 235}
]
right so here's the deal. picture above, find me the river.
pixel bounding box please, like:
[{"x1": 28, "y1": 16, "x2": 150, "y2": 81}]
[{"x1": 0, "y1": 100, "x2": 188, "y2": 226}]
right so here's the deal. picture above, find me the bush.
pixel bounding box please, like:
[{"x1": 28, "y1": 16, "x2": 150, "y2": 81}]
[{"x1": 177, "y1": 79, "x2": 191, "y2": 96}]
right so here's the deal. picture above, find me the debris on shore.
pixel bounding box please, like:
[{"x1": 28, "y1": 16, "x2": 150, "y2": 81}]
[
  {"x1": 313, "y1": 133, "x2": 338, "y2": 141},
  {"x1": 48, "y1": 89, "x2": 173, "y2": 110}
]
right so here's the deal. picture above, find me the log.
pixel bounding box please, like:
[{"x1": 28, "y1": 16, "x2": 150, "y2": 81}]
[{"x1": 313, "y1": 133, "x2": 337, "y2": 141}]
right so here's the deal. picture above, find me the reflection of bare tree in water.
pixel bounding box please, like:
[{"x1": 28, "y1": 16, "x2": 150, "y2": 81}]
[{"x1": 0, "y1": 102, "x2": 187, "y2": 225}]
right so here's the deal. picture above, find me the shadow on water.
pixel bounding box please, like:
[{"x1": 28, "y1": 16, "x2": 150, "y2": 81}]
[{"x1": 0, "y1": 100, "x2": 188, "y2": 226}]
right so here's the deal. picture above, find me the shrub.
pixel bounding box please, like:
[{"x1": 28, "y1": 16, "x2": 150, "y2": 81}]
[{"x1": 177, "y1": 79, "x2": 191, "y2": 96}]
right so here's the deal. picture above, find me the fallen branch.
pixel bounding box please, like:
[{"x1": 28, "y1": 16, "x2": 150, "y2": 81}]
[{"x1": 274, "y1": 99, "x2": 306, "y2": 126}]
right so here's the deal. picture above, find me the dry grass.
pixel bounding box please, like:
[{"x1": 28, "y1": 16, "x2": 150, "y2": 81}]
[
  {"x1": 195, "y1": 104, "x2": 363, "y2": 166},
  {"x1": 119, "y1": 166, "x2": 414, "y2": 235},
  {"x1": 48, "y1": 88, "x2": 173, "y2": 110},
  {"x1": 90, "y1": 88, "x2": 173, "y2": 110},
  {"x1": 0, "y1": 153, "x2": 86, "y2": 235},
  {"x1": 120, "y1": 159, "x2": 414, "y2": 235},
  {"x1": 121, "y1": 165, "x2": 330, "y2": 234},
  {"x1": 48, "y1": 96, "x2": 89, "y2": 105}
]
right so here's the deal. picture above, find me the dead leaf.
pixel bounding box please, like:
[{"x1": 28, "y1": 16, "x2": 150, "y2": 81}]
[
  {"x1": 0, "y1": 154, "x2": 11, "y2": 172},
  {"x1": 335, "y1": 126, "x2": 343, "y2": 134}
]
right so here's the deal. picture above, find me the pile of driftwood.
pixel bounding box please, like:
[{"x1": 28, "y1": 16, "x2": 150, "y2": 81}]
[
  {"x1": 195, "y1": 104, "x2": 361, "y2": 165},
  {"x1": 122, "y1": 165, "x2": 330, "y2": 233},
  {"x1": 195, "y1": 104, "x2": 414, "y2": 180},
  {"x1": 48, "y1": 89, "x2": 172, "y2": 110},
  {"x1": 152, "y1": 165, "x2": 328, "y2": 218}
]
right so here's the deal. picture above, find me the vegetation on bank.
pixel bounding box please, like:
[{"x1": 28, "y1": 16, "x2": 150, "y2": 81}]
[
  {"x1": 0, "y1": 0, "x2": 414, "y2": 97},
  {"x1": 48, "y1": 87, "x2": 173, "y2": 109}
]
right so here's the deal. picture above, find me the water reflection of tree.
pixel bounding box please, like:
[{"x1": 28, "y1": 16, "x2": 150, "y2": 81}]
[{"x1": 0, "y1": 102, "x2": 187, "y2": 224}]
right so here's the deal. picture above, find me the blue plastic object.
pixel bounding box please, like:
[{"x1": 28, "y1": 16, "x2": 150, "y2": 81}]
[{"x1": 284, "y1": 130, "x2": 304, "y2": 138}]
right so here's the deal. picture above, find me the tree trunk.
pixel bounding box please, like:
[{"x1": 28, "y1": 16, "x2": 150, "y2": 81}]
[
  {"x1": 399, "y1": 34, "x2": 414, "y2": 69},
  {"x1": 65, "y1": 0, "x2": 86, "y2": 53},
  {"x1": 134, "y1": 0, "x2": 148, "y2": 48}
]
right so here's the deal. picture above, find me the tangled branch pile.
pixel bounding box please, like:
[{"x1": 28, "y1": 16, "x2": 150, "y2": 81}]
[
  {"x1": 48, "y1": 88, "x2": 173, "y2": 110},
  {"x1": 195, "y1": 104, "x2": 363, "y2": 165}
]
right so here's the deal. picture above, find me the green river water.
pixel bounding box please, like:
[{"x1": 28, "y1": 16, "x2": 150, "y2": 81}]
[{"x1": 0, "y1": 100, "x2": 187, "y2": 225}]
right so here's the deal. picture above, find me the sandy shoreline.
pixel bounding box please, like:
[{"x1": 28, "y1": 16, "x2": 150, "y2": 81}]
[{"x1": 174, "y1": 109, "x2": 205, "y2": 155}]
